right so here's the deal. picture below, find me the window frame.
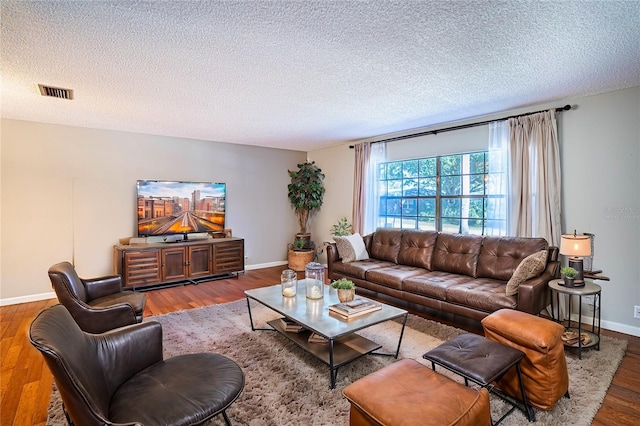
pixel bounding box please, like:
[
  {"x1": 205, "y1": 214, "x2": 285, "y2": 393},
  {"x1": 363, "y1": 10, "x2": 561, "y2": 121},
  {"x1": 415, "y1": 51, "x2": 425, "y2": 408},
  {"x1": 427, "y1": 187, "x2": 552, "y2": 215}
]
[{"x1": 377, "y1": 151, "x2": 505, "y2": 235}]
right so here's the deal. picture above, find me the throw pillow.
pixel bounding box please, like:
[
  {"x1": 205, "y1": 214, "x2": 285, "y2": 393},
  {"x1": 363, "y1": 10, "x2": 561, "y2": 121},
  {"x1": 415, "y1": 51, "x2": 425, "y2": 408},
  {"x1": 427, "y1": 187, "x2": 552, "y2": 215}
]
[
  {"x1": 505, "y1": 250, "x2": 548, "y2": 296},
  {"x1": 334, "y1": 233, "x2": 369, "y2": 263}
]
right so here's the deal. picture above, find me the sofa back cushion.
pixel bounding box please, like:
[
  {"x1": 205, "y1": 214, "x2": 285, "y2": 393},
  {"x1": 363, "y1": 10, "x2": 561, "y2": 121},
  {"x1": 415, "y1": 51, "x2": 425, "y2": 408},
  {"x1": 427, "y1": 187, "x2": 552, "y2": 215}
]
[
  {"x1": 370, "y1": 228, "x2": 403, "y2": 263},
  {"x1": 477, "y1": 236, "x2": 549, "y2": 281},
  {"x1": 397, "y1": 230, "x2": 438, "y2": 270},
  {"x1": 432, "y1": 233, "x2": 483, "y2": 277}
]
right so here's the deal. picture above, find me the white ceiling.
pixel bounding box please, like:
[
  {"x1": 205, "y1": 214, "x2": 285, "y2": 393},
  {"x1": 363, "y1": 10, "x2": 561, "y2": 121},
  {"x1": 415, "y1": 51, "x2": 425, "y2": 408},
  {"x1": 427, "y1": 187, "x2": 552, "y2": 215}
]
[{"x1": 2, "y1": 1, "x2": 639, "y2": 152}]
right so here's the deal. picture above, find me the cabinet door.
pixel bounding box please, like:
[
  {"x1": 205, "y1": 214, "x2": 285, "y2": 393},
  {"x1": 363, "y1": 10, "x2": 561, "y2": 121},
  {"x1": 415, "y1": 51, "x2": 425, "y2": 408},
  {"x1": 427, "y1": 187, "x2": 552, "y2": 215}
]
[
  {"x1": 162, "y1": 247, "x2": 188, "y2": 281},
  {"x1": 188, "y1": 244, "x2": 213, "y2": 278},
  {"x1": 213, "y1": 240, "x2": 244, "y2": 273},
  {"x1": 122, "y1": 250, "x2": 161, "y2": 287}
]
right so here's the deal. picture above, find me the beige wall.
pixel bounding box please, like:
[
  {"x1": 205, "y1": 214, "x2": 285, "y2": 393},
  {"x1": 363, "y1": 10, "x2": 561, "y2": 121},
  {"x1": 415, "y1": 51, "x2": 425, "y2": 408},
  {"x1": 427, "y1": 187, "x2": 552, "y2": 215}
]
[
  {"x1": 311, "y1": 86, "x2": 640, "y2": 336},
  {"x1": 3, "y1": 87, "x2": 638, "y2": 336},
  {"x1": 0, "y1": 120, "x2": 305, "y2": 302}
]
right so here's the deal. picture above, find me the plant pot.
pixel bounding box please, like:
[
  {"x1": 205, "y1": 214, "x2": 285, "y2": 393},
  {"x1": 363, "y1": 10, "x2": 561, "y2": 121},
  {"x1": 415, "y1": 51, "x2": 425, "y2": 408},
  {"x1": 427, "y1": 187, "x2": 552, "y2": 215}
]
[
  {"x1": 287, "y1": 249, "x2": 315, "y2": 272},
  {"x1": 564, "y1": 277, "x2": 575, "y2": 287},
  {"x1": 337, "y1": 288, "x2": 355, "y2": 303},
  {"x1": 295, "y1": 233, "x2": 312, "y2": 249}
]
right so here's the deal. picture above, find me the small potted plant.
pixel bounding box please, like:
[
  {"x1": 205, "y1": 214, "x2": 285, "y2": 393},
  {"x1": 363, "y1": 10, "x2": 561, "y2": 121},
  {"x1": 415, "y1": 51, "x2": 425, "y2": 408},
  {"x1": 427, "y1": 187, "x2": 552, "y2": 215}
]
[
  {"x1": 331, "y1": 278, "x2": 356, "y2": 302},
  {"x1": 561, "y1": 266, "x2": 578, "y2": 287},
  {"x1": 330, "y1": 217, "x2": 353, "y2": 237}
]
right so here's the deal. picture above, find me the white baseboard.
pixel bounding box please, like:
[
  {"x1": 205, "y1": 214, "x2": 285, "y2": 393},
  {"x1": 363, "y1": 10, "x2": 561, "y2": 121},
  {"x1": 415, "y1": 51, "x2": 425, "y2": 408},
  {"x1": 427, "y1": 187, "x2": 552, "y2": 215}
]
[
  {"x1": 0, "y1": 291, "x2": 56, "y2": 306},
  {"x1": 570, "y1": 312, "x2": 640, "y2": 337},
  {"x1": 245, "y1": 260, "x2": 288, "y2": 271}
]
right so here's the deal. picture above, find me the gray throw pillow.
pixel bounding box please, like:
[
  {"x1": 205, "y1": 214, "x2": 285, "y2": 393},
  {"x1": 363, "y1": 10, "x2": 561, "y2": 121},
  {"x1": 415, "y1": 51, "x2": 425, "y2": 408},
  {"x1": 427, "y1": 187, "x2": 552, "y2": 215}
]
[{"x1": 505, "y1": 250, "x2": 548, "y2": 296}]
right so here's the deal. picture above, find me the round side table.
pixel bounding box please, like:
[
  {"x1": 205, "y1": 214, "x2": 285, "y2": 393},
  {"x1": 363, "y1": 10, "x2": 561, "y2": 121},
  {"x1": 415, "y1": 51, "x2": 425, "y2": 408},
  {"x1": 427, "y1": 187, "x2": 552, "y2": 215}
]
[{"x1": 548, "y1": 279, "x2": 601, "y2": 359}]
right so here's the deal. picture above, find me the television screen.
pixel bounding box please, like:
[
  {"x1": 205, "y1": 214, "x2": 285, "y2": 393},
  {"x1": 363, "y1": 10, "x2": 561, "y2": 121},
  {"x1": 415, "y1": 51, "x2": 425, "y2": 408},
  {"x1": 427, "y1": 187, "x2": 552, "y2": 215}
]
[{"x1": 137, "y1": 180, "x2": 226, "y2": 237}]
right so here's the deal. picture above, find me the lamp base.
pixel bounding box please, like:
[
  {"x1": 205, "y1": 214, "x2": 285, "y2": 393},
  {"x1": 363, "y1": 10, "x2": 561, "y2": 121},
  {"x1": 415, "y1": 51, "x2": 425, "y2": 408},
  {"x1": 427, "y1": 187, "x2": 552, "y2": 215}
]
[{"x1": 569, "y1": 257, "x2": 585, "y2": 284}]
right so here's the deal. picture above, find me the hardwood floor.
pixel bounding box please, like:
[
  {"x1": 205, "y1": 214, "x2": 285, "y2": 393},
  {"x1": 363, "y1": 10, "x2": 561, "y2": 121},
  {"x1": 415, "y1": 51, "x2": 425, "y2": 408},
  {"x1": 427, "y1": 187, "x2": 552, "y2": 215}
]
[{"x1": 1, "y1": 265, "x2": 638, "y2": 425}]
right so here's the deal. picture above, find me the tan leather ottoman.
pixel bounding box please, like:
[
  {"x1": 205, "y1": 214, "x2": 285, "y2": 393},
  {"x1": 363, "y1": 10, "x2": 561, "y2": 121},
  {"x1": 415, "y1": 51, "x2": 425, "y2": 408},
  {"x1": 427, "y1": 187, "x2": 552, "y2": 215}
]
[
  {"x1": 342, "y1": 359, "x2": 491, "y2": 426},
  {"x1": 482, "y1": 308, "x2": 569, "y2": 410}
]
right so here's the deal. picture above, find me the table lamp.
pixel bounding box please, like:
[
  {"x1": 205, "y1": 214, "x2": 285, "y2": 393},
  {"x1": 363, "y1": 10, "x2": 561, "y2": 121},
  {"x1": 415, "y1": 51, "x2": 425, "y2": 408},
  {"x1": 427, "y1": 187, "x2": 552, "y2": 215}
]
[{"x1": 559, "y1": 232, "x2": 592, "y2": 284}]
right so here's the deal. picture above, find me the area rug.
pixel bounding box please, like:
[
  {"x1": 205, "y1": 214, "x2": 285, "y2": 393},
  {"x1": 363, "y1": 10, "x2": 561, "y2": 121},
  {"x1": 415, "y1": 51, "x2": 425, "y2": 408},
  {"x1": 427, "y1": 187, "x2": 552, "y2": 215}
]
[{"x1": 47, "y1": 299, "x2": 627, "y2": 425}]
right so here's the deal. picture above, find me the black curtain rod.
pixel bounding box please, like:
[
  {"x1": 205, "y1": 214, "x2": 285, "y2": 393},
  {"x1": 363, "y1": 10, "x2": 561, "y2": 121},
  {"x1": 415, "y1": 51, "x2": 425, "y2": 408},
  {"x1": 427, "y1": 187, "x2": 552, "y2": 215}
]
[{"x1": 349, "y1": 104, "x2": 572, "y2": 148}]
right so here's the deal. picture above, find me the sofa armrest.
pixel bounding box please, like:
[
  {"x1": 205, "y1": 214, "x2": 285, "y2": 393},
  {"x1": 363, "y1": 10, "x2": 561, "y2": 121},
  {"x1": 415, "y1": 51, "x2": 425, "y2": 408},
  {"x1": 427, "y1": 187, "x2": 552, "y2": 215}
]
[
  {"x1": 326, "y1": 243, "x2": 340, "y2": 279},
  {"x1": 96, "y1": 321, "x2": 163, "y2": 391},
  {"x1": 83, "y1": 275, "x2": 123, "y2": 300},
  {"x1": 517, "y1": 260, "x2": 559, "y2": 314}
]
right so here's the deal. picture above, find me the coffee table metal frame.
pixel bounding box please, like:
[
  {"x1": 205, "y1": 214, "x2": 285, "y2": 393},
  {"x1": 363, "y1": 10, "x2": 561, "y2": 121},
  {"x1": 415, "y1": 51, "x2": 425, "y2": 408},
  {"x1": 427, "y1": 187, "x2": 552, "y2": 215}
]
[{"x1": 245, "y1": 281, "x2": 408, "y2": 389}]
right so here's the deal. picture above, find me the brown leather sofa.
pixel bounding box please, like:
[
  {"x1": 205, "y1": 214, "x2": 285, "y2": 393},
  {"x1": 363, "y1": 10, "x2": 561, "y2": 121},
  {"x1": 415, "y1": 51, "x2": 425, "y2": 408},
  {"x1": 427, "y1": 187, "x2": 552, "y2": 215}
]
[{"x1": 327, "y1": 228, "x2": 559, "y2": 322}]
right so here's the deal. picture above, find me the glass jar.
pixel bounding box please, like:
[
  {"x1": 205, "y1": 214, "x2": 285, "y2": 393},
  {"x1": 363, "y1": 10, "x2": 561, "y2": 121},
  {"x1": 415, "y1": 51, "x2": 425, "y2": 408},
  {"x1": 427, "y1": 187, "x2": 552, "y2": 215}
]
[
  {"x1": 281, "y1": 269, "x2": 297, "y2": 297},
  {"x1": 305, "y1": 262, "x2": 324, "y2": 299}
]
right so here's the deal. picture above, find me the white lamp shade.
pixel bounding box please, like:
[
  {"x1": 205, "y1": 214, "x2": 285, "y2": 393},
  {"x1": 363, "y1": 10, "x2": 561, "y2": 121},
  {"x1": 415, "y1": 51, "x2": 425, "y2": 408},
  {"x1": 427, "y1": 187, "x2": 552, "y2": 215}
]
[{"x1": 559, "y1": 234, "x2": 592, "y2": 257}]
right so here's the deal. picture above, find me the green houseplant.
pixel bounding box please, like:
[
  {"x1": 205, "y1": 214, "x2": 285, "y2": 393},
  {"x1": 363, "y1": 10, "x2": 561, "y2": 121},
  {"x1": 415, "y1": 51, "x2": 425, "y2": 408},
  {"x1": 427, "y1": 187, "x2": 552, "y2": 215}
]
[
  {"x1": 331, "y1": 278, "x2": 355, "y2": 302},
  {"x1": 288, "y1": 161, "x2": 325, "y2": 236},
  {"x1": 561, "y1": 266, "x2": 578, "y2": 287},
  {"x1": 330, "y1": 217, "x2": 353, "y2": 237}
]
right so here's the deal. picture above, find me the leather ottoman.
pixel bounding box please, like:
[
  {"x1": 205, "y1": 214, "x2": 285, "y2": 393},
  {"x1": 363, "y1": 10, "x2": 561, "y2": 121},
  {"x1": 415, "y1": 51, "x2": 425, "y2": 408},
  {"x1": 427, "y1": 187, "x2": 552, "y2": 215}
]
[
  {"x1": 342, "y1": 359, "x2": 491, "y2": 426},
  {"x1": 482, "y1": 308, "x2": 569, "y2": 410}
]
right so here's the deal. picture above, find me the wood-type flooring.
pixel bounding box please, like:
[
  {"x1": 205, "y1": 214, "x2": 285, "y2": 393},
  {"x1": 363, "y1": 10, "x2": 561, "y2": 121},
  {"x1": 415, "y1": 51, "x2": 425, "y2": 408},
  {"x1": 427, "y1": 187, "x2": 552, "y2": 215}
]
[{"x1": 1, "y1": 266, "x2": 638, "y2": 425}]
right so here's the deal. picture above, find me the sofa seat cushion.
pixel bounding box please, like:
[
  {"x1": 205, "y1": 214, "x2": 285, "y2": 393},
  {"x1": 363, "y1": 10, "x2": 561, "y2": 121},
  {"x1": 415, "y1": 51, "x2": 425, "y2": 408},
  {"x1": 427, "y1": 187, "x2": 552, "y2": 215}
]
[
  {"x1": 397, "y1": 229, "x2": 438, "y2": 269},
  {"x1": 331, "y1": 259, "x2": 393, "y2": 280},
  {"x1": 477, "y1": 236, "x2": 549, "y2": 280},
  {"x1": 365, "y1": 265, "x2": 426, "y2": 290},
  {"x1": 369, "y1": 228, "x2": 403, "y2": 263},
  {"x1": 446, "y1": 278, "x2": 517, "y2": 312},
  {"x1": 90, "y1": 291, "x2": 146, "y2": 315},
  {"x1": 402, "y1": 271, "x2": 475, "y2": 301},
  {"x1": 432, "y1": 233, "x2": 483, "y2": 277}
]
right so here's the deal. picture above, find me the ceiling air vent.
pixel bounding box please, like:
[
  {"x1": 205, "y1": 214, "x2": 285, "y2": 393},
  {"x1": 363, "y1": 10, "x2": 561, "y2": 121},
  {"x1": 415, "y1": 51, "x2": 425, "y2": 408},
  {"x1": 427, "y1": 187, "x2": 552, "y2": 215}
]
[{"x1": 38, "y1": 84, "x2": 74, "y2": 100}]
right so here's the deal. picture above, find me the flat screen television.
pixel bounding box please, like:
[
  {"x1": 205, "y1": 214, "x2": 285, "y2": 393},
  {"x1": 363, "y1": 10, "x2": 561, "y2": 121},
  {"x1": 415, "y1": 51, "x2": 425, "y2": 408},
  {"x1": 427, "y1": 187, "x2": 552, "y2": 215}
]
[{"x1": 137, "y1": 180, "x2": 226, "y2": 239}]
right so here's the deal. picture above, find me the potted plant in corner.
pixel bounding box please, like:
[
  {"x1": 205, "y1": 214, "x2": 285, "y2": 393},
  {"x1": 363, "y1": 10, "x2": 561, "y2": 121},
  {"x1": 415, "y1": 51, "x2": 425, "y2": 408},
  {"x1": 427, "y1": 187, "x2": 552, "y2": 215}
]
[
  {"x1": 561, "y1": 266, "x2": 578, "y2": 287},
  {"x1": 287, "y1": 238, "x2": 315, "y2": 272},
  {"x1": 331, "y1": 278, "x2": 356, "y2": 302},
  {"x1": 288, "y1": 161, "x2": 325, "y2": 245}
]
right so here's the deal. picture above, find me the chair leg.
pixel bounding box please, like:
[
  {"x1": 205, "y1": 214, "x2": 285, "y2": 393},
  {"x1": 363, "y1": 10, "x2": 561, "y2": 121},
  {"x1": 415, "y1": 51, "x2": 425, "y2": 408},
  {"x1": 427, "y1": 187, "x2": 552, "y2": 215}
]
[{"x1": 222, "y1": 410, "x2": 232, "y2": 426}]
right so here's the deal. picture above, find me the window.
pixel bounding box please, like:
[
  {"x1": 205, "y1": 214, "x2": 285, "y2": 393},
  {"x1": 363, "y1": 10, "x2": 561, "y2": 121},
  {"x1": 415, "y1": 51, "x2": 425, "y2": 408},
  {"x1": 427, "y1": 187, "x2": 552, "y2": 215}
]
[{"x1": 377, "y1": 152, "x2": 506, "y2": 235}]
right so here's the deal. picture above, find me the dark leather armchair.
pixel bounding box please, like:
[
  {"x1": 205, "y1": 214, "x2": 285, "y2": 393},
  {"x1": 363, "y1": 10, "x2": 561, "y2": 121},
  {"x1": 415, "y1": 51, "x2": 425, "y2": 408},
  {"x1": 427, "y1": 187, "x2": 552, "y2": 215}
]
[
  {"x1": 48, "y1": 261, "x2": 146, "y2": 333},
  {"x1": 29, "y1": 304, "x2": 245, "y2": 426}
]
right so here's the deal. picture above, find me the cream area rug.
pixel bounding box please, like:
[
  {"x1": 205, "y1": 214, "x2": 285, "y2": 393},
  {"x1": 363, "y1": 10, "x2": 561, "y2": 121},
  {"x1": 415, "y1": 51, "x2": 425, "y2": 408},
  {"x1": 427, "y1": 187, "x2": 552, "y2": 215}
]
[{"x1": 47, "y1": 299, "x2": 627, "y2": 425}]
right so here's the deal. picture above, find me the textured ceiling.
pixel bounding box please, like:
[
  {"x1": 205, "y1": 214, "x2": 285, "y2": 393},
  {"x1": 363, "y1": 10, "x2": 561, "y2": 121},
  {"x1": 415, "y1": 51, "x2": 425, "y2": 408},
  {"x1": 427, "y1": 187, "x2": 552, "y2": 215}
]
[{"x1": 2, "y1": 1, "x2": 639, "y2": 152}]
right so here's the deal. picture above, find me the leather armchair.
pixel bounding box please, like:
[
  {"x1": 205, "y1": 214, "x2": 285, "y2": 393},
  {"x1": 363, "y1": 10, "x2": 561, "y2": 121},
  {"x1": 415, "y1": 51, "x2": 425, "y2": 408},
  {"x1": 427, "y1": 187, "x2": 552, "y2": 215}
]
[
  {"x1": 48, "y1": 261, "x2": 146, "y2": 333},
  {"x1": 29, "y1": 304, "x2": 245, "y2": 426}
]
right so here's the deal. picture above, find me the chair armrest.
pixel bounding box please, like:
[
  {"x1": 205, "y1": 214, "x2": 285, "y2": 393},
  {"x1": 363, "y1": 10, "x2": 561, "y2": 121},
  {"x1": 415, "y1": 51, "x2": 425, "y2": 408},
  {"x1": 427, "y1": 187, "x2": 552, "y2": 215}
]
[
  {"x1": 69, "y1": 301, "x2": 138, "y2": 334},
  {"x1": 95, "y1": 321, "x2": 163, "y2": 391},
  {"x1": 517, "y1": 260, "x2": 559, "y2": 315},
  {"x1": 83, "y1": 275, "x2": 123, "y2": 300}
]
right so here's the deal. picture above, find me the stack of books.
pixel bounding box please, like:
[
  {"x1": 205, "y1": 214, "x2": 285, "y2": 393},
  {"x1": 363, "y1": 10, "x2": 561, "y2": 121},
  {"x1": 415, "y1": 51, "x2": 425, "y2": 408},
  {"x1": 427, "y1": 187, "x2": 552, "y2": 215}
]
[
  {"x1": 329, "y1": 297, "x2": 382, "y2": 319},
  {"x1": 307, "y1": 333, "x2": 329, "y2": 344},
  {"x1": 279, "y1": 317, "x2": 304, "y2": 333}
]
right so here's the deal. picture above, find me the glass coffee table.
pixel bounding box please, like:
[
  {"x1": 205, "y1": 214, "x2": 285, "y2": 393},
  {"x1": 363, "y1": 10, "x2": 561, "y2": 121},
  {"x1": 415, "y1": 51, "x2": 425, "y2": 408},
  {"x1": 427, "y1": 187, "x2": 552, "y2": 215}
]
[{"x1": 245, "y1": 280, "x2": 408, "y2": 388}]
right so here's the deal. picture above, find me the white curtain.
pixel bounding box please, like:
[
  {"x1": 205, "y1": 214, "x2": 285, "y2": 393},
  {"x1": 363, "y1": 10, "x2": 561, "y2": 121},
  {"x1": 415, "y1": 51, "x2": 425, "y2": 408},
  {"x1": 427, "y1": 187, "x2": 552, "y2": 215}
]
[
  {"x1": 353, "y1": 141, "x2": 386, "y2": 236},
  {"x1": 487, "y1": 121, "x2": 509, "y2": 236},
  {"x1": 507, "y1": 110, "x2": 562, "y2": 246}
]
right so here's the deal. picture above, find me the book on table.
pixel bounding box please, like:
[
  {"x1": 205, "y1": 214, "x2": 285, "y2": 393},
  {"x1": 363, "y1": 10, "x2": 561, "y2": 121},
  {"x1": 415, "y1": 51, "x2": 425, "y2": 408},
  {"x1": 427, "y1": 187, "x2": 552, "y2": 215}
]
[
  {"x1": 279, "y1": 317, "x2": 305, "y2": 333},
  {"x1": 307, "y1": 332, "x2": 329, "y2": 344},
  {"x1": 328, "y1": 297, "x2": 382, "y2": 318}
]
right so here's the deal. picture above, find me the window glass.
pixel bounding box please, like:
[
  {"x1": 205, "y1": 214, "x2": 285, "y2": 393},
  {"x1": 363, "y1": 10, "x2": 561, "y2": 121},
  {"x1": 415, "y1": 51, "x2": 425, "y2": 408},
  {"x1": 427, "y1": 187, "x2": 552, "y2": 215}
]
[{"x1": 377, "y1": 151, "x2": 505, "y2": 235}]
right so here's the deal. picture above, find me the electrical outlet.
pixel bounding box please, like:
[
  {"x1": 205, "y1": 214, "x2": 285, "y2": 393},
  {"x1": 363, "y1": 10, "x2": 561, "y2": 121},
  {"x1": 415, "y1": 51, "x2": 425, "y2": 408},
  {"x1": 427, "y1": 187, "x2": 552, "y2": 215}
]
[{"x1": 635, "y1": 305, "x2": 640, "y2": 319}]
